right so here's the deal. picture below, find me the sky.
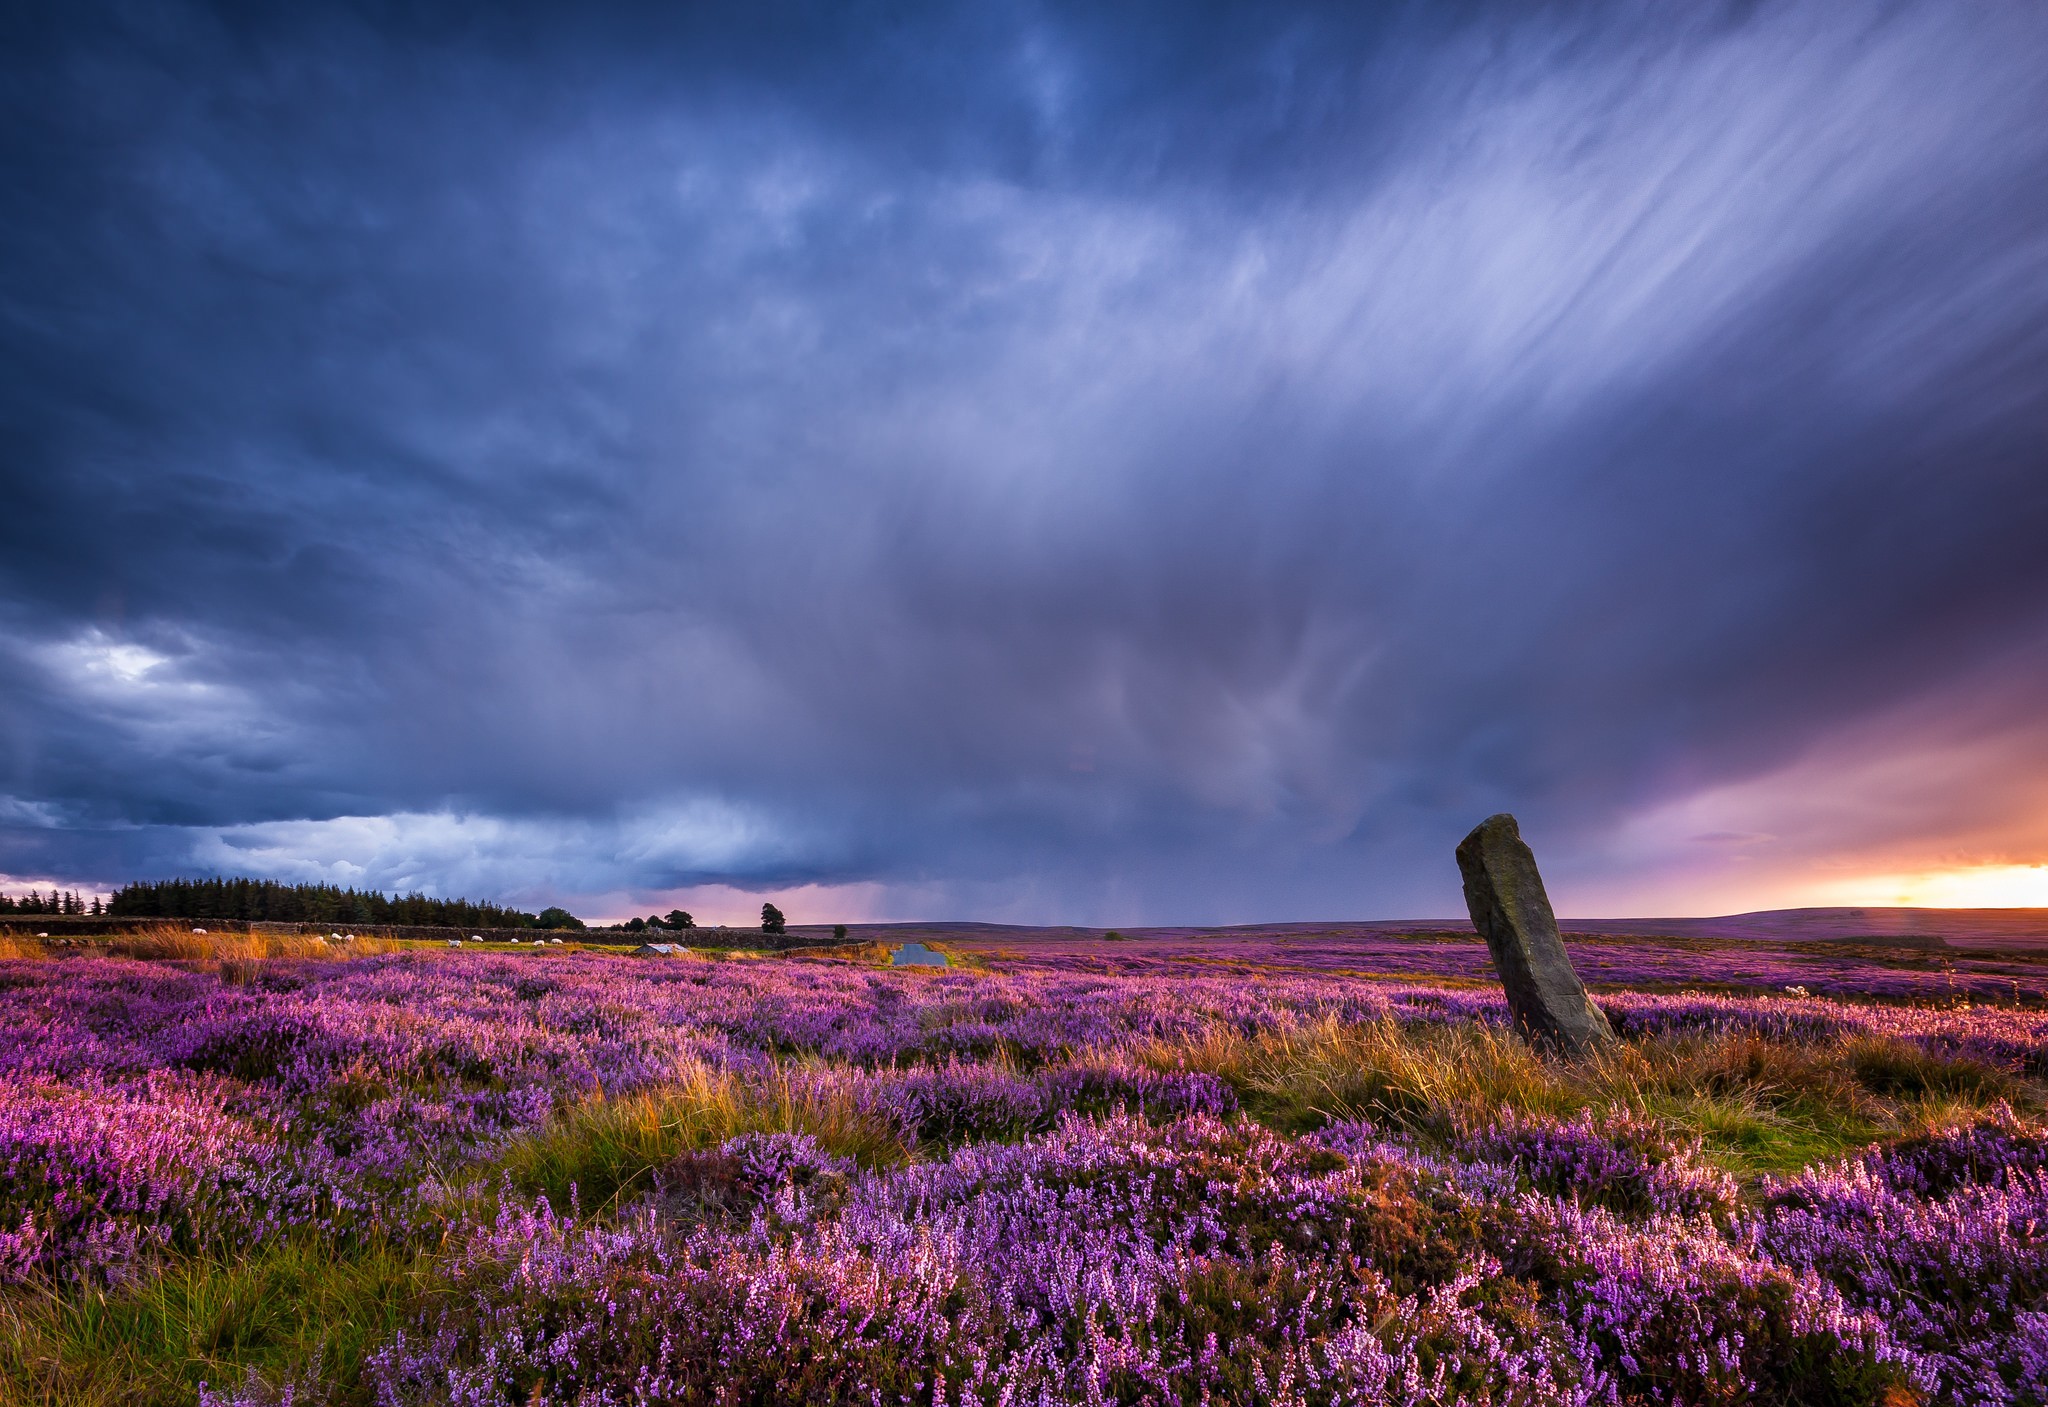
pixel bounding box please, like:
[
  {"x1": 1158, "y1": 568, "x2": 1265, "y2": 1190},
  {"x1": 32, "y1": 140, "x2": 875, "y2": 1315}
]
[{"x1": 3, "y1": 1, "x2": 2047, "y2": 926}]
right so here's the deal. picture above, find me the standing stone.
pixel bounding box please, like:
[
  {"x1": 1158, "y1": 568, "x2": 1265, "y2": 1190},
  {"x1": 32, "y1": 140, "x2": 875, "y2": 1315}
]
[{"x1": 1456, "y1": 813, "x2": 1615, "y2": 1053}]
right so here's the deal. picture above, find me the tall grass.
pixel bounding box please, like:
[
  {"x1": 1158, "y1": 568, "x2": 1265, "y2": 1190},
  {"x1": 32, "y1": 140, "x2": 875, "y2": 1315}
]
[
  {"x1": 0, "y1": 926, "x2": 399, "y2": 994},
  {"x1": 799, "y1": 940, "x2": 897, "y2": 964},
  {"x1": 0, "y1": 1236, "x2": 425, "y2": 1407},
  {"x1": 1140, "y1": 1016, "x2": 2037, "y2": 1173},
  {"x1": 94, "y1": 925, "x2": 399, "y2": 963},
  {"x1": 493, "y1": 1059, "x2": 908, "y2": 1214}
]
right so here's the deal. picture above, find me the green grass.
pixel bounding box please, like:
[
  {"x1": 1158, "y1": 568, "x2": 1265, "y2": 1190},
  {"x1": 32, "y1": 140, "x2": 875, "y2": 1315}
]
[{"x1": 0, "y1": 1236, "x2": 426, "y2": 1407}]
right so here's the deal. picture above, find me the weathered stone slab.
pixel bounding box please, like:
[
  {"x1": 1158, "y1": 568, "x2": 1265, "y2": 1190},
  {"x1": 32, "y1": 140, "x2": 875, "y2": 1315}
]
[{"x1": 1456, "y1": 813, "x2": 1615, "y2": 1053}]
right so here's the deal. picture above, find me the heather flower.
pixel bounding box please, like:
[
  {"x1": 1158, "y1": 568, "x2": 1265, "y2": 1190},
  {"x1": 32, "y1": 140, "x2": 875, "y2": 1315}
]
[
  {"x1": 1493, "y1": 1196, "x2": 1913, "y2": 1405},
  {"x1": 1749, "y1": 1148, "x2": 2048, "y2": 1403},
  {"x1": 1459, "y1": 1106, "x2": 1738, "y2": 1219},
  {"x1": 367, "y1": 1115, "x2": 1595, "y2": 1405},
  {"x1": 849, "y1": 1058, "x2": 1237, "y2": 1146},
  {"x1": 856, "y1": 1060, "x2": 1048, "y2": 1143},
  {"x1": 1854, "y1": 1105, "x2": 2048, "y2": 1197},
  {"x1": 0, "y1": 1072, "x2": 330, "y2": 1283},
  {"x1": 651, "y1": 1132, "x2": 858, "y2": 1230}
]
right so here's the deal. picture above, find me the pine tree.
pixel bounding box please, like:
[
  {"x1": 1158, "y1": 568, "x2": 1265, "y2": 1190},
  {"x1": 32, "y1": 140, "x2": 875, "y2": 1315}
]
[{"x1": 105, "y1": 877, "x2": 542, "y2": 929}]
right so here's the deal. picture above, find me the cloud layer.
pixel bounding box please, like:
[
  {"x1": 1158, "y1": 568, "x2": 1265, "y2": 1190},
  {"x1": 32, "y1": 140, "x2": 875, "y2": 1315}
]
[{"x1": 4, "y1": 1, "x2": 2047, "y2": 921}]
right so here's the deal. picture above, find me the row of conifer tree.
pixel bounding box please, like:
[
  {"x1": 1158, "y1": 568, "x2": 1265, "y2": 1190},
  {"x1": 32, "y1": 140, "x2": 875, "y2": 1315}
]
[
  {"x1": 99, "y1": 878, "x2": 545, "y2": 928},
  {"x1": 0, "y1": 889, "x2": 99, "y2": 915}
]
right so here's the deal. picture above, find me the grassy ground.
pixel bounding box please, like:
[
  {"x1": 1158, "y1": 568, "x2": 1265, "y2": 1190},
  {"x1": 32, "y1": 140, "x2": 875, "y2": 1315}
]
[
  {"x1": 0, "y1": 1237, "x2": 426, "y2": 1407},
  {"x1": 0, "y1": 930, "x2": 407, "y2": 964},
  {"x1": 1138, "y1": 1016, "x2": 2028, "y2": 1174},
  {"x1": 1, "y1": 996, "x2": 2038, "y2": 1406}
]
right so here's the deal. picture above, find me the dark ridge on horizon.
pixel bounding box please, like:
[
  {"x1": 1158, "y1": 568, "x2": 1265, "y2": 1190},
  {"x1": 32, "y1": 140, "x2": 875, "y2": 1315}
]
[{"x1": 800, "y1": 906, "x2": 2048, "y2": 949}]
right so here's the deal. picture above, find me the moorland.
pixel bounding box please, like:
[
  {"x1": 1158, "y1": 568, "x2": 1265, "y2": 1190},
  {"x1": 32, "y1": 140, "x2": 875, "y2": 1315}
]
[{"x1": 0, "y1": 917, "x2": 2043, "y2": 1405}]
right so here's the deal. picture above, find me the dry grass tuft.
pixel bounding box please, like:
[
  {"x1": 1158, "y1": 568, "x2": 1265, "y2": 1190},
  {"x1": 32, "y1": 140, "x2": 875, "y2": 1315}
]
[
  {"x1": 1141, "y1": 1015, "x2": 2042, "y2": 1174},
  {"x1": 495, "y1": 1060, "x2": 906, "y2": 1215},
  {"x1": 799, "y1": 941, "x2": 897, "y2": 965},
  {"x1": 0, "y1": 924, "x2": 402, "y2": 970}
]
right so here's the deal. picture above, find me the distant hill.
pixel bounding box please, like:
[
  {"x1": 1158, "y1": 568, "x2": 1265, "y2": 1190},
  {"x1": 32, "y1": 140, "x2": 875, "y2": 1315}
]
[
  {"x1": 796, "y1": 908, "x2": 2048, "y2": 951},
  {"x1": 1555, "y1": 907, "x2": 2048, "y2": 948}
]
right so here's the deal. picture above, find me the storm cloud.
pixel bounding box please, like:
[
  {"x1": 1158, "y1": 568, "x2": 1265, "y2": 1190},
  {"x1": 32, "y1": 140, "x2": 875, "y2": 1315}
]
[{"x1": 4, "y1": 1, "x2": 2047, "y2": 921}]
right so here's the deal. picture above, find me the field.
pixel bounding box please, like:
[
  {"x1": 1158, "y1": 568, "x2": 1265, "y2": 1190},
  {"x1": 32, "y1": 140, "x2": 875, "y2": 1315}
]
[{"x1": 0, "y1": 925, "x2": 2043, "y2": 1405}]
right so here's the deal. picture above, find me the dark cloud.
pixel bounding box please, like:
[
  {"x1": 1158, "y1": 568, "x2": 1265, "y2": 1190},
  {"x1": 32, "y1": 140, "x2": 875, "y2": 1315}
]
[{"x1": 4, "y1": 0, "x2": 2047, "y2": 919}]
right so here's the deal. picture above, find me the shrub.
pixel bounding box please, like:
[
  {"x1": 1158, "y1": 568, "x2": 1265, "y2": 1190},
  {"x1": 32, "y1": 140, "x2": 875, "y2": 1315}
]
[
  {"x1": 1458, "y1": 1106, "x2": 1738, "y2": 1219},
  {"x1": 1750, "y1": 1125, "x2": 2048, "y2": 1403}
]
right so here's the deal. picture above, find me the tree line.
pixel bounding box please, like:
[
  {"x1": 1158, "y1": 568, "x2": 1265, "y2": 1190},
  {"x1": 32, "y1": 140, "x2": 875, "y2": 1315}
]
[
  {"x1": 0, "y1": 889, "x2": 100, "y2": 915},
  {"x1": 102, "y1": 878, "x2": 569, "y2": 929}
]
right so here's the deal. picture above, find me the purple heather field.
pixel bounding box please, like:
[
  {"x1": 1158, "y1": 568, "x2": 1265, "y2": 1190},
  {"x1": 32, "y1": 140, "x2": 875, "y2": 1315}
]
[
  {"x1": 1, "y1": 931, "x2": 2044, "y2": 1405},
  {"x1": 946, "y1": 923, "x2": 2048, "y2": 1007}
]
